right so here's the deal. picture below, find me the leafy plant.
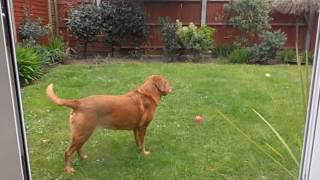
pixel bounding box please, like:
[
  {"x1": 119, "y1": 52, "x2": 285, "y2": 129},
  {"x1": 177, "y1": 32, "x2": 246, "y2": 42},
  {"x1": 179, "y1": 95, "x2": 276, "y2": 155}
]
[
  {"x1": 277, "y1": 49, "x2": 295, "y2": 63},
  {"x1": 159, "y1": 17, "x2": 215, "y2": 61},
  {"x1": 19, "y1": 40, "x2": 47, "y2": 66},
  {"x1": 248, "y1": 30, "x2": 287, "y2": 63},
  {"x1": 159, "y1": 17, "x2": 184, "y2": 61},
  {"x1": 46, "y1": 37, "x2": 68, "y2": 63},
  {"x1": 228, "y1": 48, "x2": 249, "y2": 64},
  {"x1": 212, "y1": 44, "x2": 236, "y2": 57},
  {"x1": 301, "y1": 51, "x2": 313, "y2": 64},
  {"x1": 100, "y1": 0, "x2": 148, "y2": 55},
  {"x1": 66, "y1": 4, "x2": 102, "y2": 57},
  {"x1": 277, "y1": 49, "x2": 313, "y2": 64},
  {"x1": 176, "y1": 21, "x2": 215, "y2": 61},
  {"x1": 224, "y1": 0, "x2": 272, "y2": 47},
  {"x1": 16, "y1": 46, "x2": 41, "y2": 86},
  {"x1": 19, "y1": 9, "x2": 49, "y2": 41},
  {"x1": 198, "y1": 26, "x2": 215, "y2": 52}
]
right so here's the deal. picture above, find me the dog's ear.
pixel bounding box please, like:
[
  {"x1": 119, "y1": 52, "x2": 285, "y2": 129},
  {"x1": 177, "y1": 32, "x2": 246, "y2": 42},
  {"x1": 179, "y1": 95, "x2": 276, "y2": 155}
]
[{"x1": 152, "y1": 76, "x2": 171, "y2": 95}]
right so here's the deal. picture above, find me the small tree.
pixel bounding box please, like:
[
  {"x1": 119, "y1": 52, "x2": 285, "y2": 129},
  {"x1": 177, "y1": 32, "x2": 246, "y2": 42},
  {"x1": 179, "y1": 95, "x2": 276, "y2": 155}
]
[
  {"x1": 66, "y1": 4, "x2": 102, "y2": 58},
  {"x1": 224, "y1": 0, "x2": 272, "y2": 47},
  {"x1": 100, "y1": 0, "x2": 148, "y2": 56}
]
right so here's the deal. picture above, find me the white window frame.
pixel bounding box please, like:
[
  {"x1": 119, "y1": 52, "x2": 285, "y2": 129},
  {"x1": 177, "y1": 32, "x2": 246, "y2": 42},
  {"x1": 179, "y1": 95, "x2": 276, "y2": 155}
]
[
  {"x1": 0, "y1": 0, "x2": 31, "y2": 179},
  {"x1": 299, "y1": 10, "x2": 320, "y2": 180},
  {"x1": 0, "y1": 0, "x2": 319, "y2": 179}
]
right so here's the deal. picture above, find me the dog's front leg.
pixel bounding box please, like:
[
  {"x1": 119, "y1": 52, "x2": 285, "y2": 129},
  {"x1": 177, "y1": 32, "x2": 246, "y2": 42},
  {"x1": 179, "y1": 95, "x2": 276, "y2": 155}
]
[
  {"x1": 133, "y1": 128, "x2": 140, "y2": 147},
  {"x1": 138, "y1": 127, "x2": 150, "y2": 155}
]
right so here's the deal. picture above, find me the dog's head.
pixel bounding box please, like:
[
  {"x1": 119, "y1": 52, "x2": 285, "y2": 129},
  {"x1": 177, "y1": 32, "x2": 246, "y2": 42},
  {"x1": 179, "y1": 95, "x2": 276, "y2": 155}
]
[{"x1": 145, "y1": 75, "x2": 172, "y2": 96}]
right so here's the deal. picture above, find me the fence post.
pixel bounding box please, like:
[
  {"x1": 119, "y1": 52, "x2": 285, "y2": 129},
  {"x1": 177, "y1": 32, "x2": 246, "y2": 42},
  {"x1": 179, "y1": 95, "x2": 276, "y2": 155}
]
[{"x1": 201, "y1": 0, "x2": 207, "y2": 26}]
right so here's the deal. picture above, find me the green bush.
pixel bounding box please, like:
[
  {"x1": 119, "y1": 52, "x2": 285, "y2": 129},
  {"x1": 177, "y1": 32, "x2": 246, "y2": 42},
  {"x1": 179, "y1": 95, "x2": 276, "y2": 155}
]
[
  {"x1": 212, "y1": 44, "x2": 236, "y2": 57},
  {"x1": 20, "y1": 38, "x2": 67, "y2": 66},
  {"x1": 301, "y1": 51, "x2": 314, "y2": 64},
  {"x1": 277, "y1": 49, "x2": 295, "y2": 63},
  {"x1": 277, "y1": 49, "x2": 313, "y2": 64},
  {"x1": 45, "y1": 37, "x2": 67, "y2": 64},
  {"x1": 248, "y1": 30, "x2": 287, "y2": 63},
  {"x1": 228, "y1": 48, "x2": 249, "y2": 64},
  {"x1": 159, "y1": 17, "x2": 184, "y2": 61},
  {"x1": 199, "y1": 26, "x2": 215, "y2": 51},
  {"x1": 16, "y1": 46, "x2": 41, "y2": 86},
  {"x1": 159, "y1": 17, "x2": 215, "y2": 61},
  {"x1": 224, "y1": 0, "x2": 272, "y2": 47},
  {"x1": 177, "y1": 21, "x2": 215, "y2": 60},
  {"x1": 66, "y1": 4, "x2": 102, "y2": 57},
  {"x1": 19, "y1": 9, "x2": 48, "y2": 41}
]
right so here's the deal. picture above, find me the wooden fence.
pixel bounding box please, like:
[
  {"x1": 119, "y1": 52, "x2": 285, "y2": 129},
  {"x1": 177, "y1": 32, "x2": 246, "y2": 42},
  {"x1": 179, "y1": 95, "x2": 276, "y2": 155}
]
[{"x1": 13, "y1": 0, "x2": 318, "y2": 54}]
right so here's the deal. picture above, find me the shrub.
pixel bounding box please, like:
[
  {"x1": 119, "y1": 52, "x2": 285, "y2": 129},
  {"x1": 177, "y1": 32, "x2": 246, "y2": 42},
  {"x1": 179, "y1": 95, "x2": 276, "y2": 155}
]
[
  {"x1": 301, "y1": 51, "x2": 314, "y2": 64},
  {"x1": 19, "y1": 40, "x2": 47, "y2": 65},
  {"x1": 212, "y1": 44, "x2": 236, "y2": 57},
  {"x1": 159, "y1": 17, "x2": 184, "y2": 61},
  {"x1": 277, "y1": 49, "x2": 295, "y2": 63},
  {"x1": 66, "y1": 4, "x2": 102, "y2": 57},
  {"x1": 199, "y1": 26, "x2": 215, "y2": 51},
  {"x1": 228, "y1": 48, "x2": 249, "y2": 64},
  {"x1": 248, "y1": 30, "x2": 287, "y2": 63},
  {"x1": 177, "y1": 21, "x2": 215, "y2": 60},
  {"x1": 20, "y1": 38, "x2": 67, "y2": 67},
  {"x1": 159, "y1": 17, "x2": 215, "y2": 61},
  {"x1": 277, "y1": 49, "x2": 313, "y2": 64},
  {"x1": 224, "y1": 0, "x2": 272, "y2": 46},
  {"x1": 101, "y1": 0, "x2": 148, "y2": 52},
  {"x1": 45, "y1": 37, "x2": 67, "y2": 63},
  {"x1": 19, "y1": 9, "x2": 48, "y2": 41},
  {"x1": 16, "y1": 46, "x2": 41, "y2": 86}
]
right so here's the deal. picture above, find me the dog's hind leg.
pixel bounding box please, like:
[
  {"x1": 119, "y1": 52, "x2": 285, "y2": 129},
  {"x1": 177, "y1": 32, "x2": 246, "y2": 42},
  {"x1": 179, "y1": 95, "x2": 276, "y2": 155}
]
[
  {"x1": 64, "y1": 140, "x2": 79, "y2": 174},
  {"x1": 64, "y1": 127, "x2": 94, "y2": 174},
  {"x1": 64, "y1": 112, "x2": 95, "y2": 174}
]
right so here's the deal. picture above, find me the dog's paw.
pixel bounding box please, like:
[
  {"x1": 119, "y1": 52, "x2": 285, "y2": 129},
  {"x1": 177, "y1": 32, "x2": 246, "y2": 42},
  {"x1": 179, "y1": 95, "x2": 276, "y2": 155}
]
[
  {"x1": 65, "y1": 167, "x2": 75, "y2": 174},
  {"x1": 143, "y1": 150, "x2": 151, "y2": 155}
]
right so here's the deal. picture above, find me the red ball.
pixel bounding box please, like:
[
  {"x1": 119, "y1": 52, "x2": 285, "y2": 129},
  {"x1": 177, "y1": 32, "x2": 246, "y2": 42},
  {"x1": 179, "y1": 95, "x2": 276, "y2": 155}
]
[{"x1": 194, "y1": 115, "x2": 203, "y2": 124}]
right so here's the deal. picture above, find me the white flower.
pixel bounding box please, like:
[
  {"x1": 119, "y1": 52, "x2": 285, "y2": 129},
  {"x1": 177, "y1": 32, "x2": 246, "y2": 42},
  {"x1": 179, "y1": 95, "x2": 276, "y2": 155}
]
[{"x1": 265, "y1": 73, "x2": 271, "y2": 77}]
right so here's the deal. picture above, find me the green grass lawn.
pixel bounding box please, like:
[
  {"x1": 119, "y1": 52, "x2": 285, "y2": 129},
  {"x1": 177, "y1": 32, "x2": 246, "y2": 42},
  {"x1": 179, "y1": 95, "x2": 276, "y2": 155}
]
[{"x1": 22, "y1": 62, "x2": 306, "y2": 179}]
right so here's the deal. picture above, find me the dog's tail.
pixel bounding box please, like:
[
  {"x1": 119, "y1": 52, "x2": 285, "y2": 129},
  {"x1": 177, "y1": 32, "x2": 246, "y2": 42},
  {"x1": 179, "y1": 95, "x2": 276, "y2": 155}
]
[{"x1": 46, "y1": 84, "x2": 79, "y2": 109}]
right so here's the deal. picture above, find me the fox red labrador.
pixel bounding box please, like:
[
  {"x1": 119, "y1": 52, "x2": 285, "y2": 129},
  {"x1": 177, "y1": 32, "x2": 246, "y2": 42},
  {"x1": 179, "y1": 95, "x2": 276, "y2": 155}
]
[{"x1": 46, "y1": 75, "x2": 172, "y2": 174}]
